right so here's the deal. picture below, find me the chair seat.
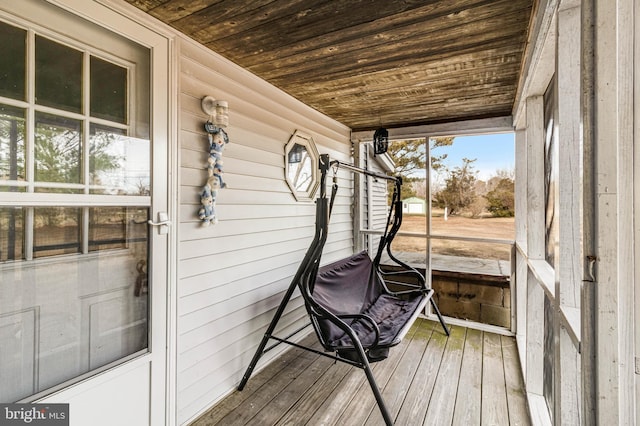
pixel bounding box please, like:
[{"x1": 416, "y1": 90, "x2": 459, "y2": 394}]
[
  {"x1": 328, "y1": 292, "x2": 427, "y2": 349},
  {"x1": 312, "y1": 251, "x2": 429, "y2": 352}
]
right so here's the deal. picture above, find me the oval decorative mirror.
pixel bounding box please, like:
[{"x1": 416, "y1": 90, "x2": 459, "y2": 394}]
[{"x1": 285, "y1": 130, "x2": 320, "y2": 201}]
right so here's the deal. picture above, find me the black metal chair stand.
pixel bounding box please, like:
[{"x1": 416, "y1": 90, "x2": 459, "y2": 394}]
[{"x1": 237, "y1": 154, "x2": 449, "y2": 426}]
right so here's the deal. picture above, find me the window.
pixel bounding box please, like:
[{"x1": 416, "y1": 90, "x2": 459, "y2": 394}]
[
  {"x1": 0, "y1": 20, "x2": 151, "y2": 257},
  {"x1": 542, "y1": 76, "x2": 558, "y2": 419},
  {"x1": 285, "y1": 130, "x2": 320, "y2": 201},
  {"x1": 0, "y1": 104, "x2": 25, "y2": 188},
  {"x1": 0, "y1": 15, "x2": 151, "y2": 402},
  {"x1": 543, "y1": 78, "x2": 559, "y2": 268}
]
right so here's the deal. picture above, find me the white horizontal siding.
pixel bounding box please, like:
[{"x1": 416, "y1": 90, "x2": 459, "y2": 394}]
[
  {"x1": 176, "y1": 37, "x2": 353, "y2": 424},
  {"x1": 364, "y1": 147, "x2": 392, "y2": 257}
]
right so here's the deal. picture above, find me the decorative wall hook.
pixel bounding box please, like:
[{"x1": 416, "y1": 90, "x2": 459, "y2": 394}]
[{"x1": 201, "y1": 96, "x2": 229, "y2": 128}]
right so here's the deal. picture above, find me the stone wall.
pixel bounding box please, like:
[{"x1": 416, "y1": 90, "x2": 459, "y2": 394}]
[
  {"x1": 381, "y1": 264, "x2": 511, "y2": 329},
  {"x1": 431, "y1": 270, "x2": 511, "y2": 328}
]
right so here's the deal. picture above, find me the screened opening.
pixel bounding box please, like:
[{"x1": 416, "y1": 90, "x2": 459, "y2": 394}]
[{"x1": 362, "y1": 132, "x2": 515, "y2": 329}]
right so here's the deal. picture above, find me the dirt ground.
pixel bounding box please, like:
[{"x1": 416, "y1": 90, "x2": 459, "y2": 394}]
[{"x1": 392, "y1": 214, "x2": 515, "y2": 260}]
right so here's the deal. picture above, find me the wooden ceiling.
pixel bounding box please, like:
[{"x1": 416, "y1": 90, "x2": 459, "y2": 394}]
[{"x1": 127, "y1": 0, "x2": 534, "y2": 131}]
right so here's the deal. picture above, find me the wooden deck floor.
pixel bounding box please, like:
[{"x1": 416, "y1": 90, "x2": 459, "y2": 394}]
[{"x1": 190, "y1": 319, "x2": 530, "y2": 426}]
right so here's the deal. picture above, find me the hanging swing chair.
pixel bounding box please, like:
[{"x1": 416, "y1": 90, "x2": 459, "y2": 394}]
[{"x1": 238, "y1": 154, "x2": 449, "y2": 426}]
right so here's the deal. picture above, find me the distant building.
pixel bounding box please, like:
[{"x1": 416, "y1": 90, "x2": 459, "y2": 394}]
[{"x1": 402, "y1": 197, "x2": 426, "y2": 214}]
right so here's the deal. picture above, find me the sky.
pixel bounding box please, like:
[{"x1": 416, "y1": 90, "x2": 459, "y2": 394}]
[{"x1": 420, "y1": 132, "x2": 515, "y2": 182}]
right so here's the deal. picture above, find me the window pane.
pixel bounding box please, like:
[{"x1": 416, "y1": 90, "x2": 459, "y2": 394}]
[
  {"x1": 430, "y1": 135, "x2": 516, "y2": 232},
  {"x1": 88, "y1": 207, "x2": 148, "y2": 252},
  {"x1": 288, "y1": 146, "x2": 313, "y2": 191},
  {"x1": 90, "y1": 125, "x2": 150, "y2": 195},
  {"x1": 35, "y1": 36, "x2": 82, "y2": 113},
  {"x1": 543, "y1": 79, "x2": 558, "y2": 268},
  {"x1": 0, "y1": 105, "x2": 26, "y2": 185},
  {"x1": 0, "y1": 21, "x2": 26, "y2": 100},
  {"x1": 0, "y1": 207, "x2": 24, "y2": 261},
  {"x1": 33, "y1": 207, "x2": 81, "y2": 258},
  {"x1": 0, "y1": 207, "x2": 149, "y2": 401},
  {"x1": 90, "y1": 57, "x2": 127, "y2": 124},
  {"x1": 35, "y1": 113, "x2": 82, "y2": 185},
  {"x1": 284, "y1": 132, "x2": 318, "y2": 201}
]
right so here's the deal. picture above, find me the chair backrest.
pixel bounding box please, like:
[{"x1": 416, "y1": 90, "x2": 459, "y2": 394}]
[
  {"x1": 305, "y1": 251, "x2": 384, "y2": 347},
  {"x1": 313, "y1": 251, "x2": 381, "y2": 314}
]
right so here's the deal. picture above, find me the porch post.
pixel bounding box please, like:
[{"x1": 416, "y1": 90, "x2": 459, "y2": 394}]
[
  {"x1": 525, "y1": 95, "x2": 545, "y2": 398},
  {"x1": 592, "y1": 0, "x2": 636, "y2": 423},
  {"x1": 514, "y1": 124, "x2": 528, "y2": 364},
  {"x1": 556, "y1": 1, "x2": 583, "y2": 423},
  {"x1": 579, "y1": 0, "x2": 597, "y2": 421}
]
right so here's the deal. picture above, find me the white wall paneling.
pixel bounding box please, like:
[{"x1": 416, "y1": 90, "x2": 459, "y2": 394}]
[{"x1": 176, "y1": 34, "x2": 352, "y2": 425}]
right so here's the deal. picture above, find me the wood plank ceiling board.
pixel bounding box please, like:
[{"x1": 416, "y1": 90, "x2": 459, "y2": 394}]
[{"x1": 130, "y1": 0, "x2": 534, "y2": 131}]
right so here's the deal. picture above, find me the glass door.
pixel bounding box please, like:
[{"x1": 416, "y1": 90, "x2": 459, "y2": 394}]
[{"x1": 0, "y1": 4, "x2": 165, "y2": 422}]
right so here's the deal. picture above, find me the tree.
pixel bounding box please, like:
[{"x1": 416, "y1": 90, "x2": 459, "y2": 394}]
[
  {"x1": 399, "y1": 177, "x2": 417, "y2": 200},
  {"x1": 89, "y1": 131, "x2": 123, "y2": 183},
  {"x1": 387, "y1": 137, "x2": 454, "y2": 177},
  {"x1": 433, "y1": 158, "x2": 478, "y2": 215},
  {"x1": 429, "y1": 136, "x2": 455, "y2": 172},
  {"x1": 0, "y1": 111, "x2": 25, "y2": 181},
  {"x1": 386, "y1": 137, "x2": 454, "y2": 203},
  {"x1": 484, "y1": 177, "x2": 515, "y2": 217},
  {"x1": 411, "y1": 179, "x2": 427, "y2": 198},
  {"x1": 34, "y1": 127, "x2": 82, "y2": 184},
  {"x1": 429, "y1": 136, "x2": 454, "y2": 195},
  {"x1": 387, "y1": 139, "x2": 426, "y2": 177},
  {"x1": 386, "y1": 139, "x2": 423, "y2": 202}
]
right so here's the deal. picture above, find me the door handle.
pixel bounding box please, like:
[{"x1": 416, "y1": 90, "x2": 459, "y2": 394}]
[{"x1": 148, "y1": 212, "x2": 171, "y2": 235}]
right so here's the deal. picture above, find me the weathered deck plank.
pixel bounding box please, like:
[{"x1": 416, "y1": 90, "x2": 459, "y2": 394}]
[
  {"x1": 335, "y1": 326, "x2": 418, "y2": 425},
  {"x1": 194, "y1": 335, "x2": 318, "y2": 425},
  {"x1": 393, "y1": 321, "x2": 449, "y2": 425},
  {"x1": 481, "y1": 332, "x2": 510, "y2": 425},
  {"x1": 422, "y1": 325, "x2": 467, "y2": 425},
  {"x1": 215, "y1": 349, "x2": 321, "y2": 425},
  {"x1": 246, "y1": 354, "x2": 336, "y2": 425},
  {"x1": 274, "y1": 360, "x2": 353, "y2": 426},
  {"x1": 190, "y1": 319, "x2": 530, "y2": 426},
  {"x1": 501, "y1": 335, "x2": 531, "y2": 426},
  {"x1": 452, "y1": 327, "x2": 483, "y2": 426},
  {"x1": 363, "y1": 321, "x2": 435, "y2": 425}
]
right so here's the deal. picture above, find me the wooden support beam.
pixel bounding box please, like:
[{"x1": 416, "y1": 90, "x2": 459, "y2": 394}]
[
  {"x1": 514, "y1": 127, "x2": 528, "y2": 353},
  {"x1": 523, "y1": 94, "x2": 546, "y2": 403},
  {"x1": 525, "y1": 96, "x2": 545, "y2": 260},
  {"x1": 592, "y1": 0, "x2": 636, "y2": 423},
  {"x1": 555, "y1": 3, "x2": 583, "y2": 424}
]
